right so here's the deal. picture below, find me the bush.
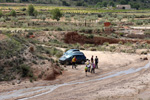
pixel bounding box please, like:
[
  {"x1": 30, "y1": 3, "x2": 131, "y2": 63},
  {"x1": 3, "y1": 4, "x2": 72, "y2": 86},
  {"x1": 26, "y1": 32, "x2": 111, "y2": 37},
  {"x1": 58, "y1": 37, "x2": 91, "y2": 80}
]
[
  {"x1": 124, "y1": 42, "x2": 132, "y2": 46},
  {"x1": 90, "y1": 47, "x2": 97, "y2": 51},
  {"x1": 21, "y1": 8, "x2": 26, "y2": 11},
  {"x1": 50, "y1": 48, "x2": 57, "y2": 55},
  {"x1": 51, "y1": 8, "x2": 63, "y2": 21},
  {"x1": 0, "y1": 17, "x2": 5, "y2": 22},
  {"x1": 32, "y1": 60, "x2": 38, "y2": 64},
  {"x1": 87, "y1": 34, "x2": 94, "y2": 39},
  {"x1": 20, "y1": 64, "x2": 32, "y2": 77},
  {"x1": 33, "y1": 10, "x2": 38, "y2": 17},
  {"x1": 43, "y1": 28, "x2": 49, "y2": 31},
  {"x1": 56, "y1": 27, "x2": 63, "y2": 31},
  {"x1": 28, "y1": 32, "x2": 33, "y2": 35},
  {"x1": 10, "y1": 10, "x2": 16, "y2": 17},
  {"x1": 144, "y1": 30, "x2": 150, "y2": 35},
  {"x1": 119, "y1": 41, "x2": 123, "y2": 44},
  {"x1": 103, "y1": 42, "x2": 109, "y2": 46},
  {"x1": 0, "y1": 11, "x2": 3, "y2": 17},
  {"x1": 56, "y1": 51, "x2": 63, "y2": 58},
  {"x1": 27, "y1": 5, "x2": 37, "y2": 16}
]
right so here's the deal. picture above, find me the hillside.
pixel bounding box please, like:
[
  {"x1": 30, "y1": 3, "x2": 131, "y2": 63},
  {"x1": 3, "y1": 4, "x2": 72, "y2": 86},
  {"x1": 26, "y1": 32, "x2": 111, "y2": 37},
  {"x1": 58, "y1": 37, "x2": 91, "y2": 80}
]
[
  {"x1": 0, "y1": 0, "x2": 150, "y2": 9},
  {"x1": 0, "y1": 32, "x2": 63, "y2": 82}
]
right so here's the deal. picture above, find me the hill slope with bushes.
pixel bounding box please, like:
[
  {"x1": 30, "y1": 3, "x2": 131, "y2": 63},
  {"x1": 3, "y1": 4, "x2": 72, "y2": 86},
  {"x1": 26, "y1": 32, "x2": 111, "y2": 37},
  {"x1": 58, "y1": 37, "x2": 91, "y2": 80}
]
[
  {"x1": 0, "y1": 32, "x2": 62, "y2": 82},
  {"x1": 0, "y1": 0, "x2": 150, "y2": 9}
]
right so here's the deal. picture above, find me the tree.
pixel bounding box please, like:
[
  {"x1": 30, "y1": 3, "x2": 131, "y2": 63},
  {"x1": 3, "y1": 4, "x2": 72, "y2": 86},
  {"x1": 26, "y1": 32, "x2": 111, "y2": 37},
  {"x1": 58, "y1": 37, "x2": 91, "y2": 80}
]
[
  {"x1": 109, "y1": 1, "x2": 115, "y2": 7},
  {"x1": 27, "y1": 5, "x2": 38, "y2": 16},
  {"x1": 33, "y1": 10, "x2": 38, "y2": 17},
  {"x1": 95, "y1": 2, "x2": 102, "y2": 8},
  {"x1": 51, "y1": 8, "x2": 63, "y2": 21},
  {"x1": 62, "y1": 1, "x2": 70, "y2": 6},
  {"x1": 76, "y1": 1, "x2": 83, "y2": 6},
  {"x1": 10, "y1": 10, "x2": 16, "y2": 17},
  {"x1": 102, "y1": 1, "x2": 108, "y2": 7},
  {"x1": 27, "y1": 5, "x2": 34, "y2": 16},
  {"x1": 131, "y1": 3, "x2": 140, "y2": 9},
  {"x1": 120, "y1": 0, "x2": 128, "y2": 4}
]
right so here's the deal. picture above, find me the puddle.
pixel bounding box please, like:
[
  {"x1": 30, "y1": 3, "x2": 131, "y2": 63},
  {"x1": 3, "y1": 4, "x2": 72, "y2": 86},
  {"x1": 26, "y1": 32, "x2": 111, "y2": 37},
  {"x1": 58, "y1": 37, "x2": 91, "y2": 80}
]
[{"x1": 0, "y1": 62, "x2": 150, "y2": 100}]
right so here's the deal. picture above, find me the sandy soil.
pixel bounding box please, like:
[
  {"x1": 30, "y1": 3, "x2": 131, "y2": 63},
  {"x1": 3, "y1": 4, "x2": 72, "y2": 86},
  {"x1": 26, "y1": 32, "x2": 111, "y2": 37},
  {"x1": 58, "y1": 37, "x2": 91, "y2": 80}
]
[{"x1": 0, "y1": 50, "x2": 150, "y2": 100}]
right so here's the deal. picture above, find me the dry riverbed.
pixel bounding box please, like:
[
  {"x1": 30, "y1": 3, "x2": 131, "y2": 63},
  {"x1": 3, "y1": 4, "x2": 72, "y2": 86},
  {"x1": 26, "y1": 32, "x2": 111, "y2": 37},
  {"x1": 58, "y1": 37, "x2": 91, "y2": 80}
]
[{"x1": 0, "y1": 50, "x2": 150, "y2": 100}]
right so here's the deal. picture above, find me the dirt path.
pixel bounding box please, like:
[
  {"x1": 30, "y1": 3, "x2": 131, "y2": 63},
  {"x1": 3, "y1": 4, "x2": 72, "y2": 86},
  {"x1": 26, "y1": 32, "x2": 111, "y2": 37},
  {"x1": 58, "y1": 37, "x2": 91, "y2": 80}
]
[{"x1": 0, "y1": 50, "x2": 150, "y2": 100}]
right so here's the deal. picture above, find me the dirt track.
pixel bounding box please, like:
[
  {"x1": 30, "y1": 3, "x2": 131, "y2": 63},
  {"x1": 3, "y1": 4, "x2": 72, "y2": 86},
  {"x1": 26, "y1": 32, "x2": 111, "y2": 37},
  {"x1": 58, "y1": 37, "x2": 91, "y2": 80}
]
[{"x1": 0, "y1": 50, "x2": 150, "y2": 100}]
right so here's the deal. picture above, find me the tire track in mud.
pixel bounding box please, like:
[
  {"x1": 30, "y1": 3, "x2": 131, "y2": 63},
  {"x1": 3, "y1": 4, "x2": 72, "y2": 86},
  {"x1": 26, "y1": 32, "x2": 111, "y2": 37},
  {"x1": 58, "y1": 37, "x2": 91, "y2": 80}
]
[{"x1": 0, "y1": 62, "x2": 150, "y2": 100}]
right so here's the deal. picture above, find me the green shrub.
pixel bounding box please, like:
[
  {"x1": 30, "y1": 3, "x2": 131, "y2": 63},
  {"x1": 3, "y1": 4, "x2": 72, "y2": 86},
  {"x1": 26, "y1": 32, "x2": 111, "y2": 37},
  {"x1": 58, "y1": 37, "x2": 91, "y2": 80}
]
[
  {"x1": 10, "y1": 10, "x2": 16, "y2": 17},
  {"x1": 0, "y1": 11, "x2": 3, "y2": 17},
  {"x1": 43, "y1": 28, "x2": 49, "y2": 31},
  {"x1": 110, "y1": 46, "x2": 116, "y2": 49},
  {"x1": 144, "y1": 30, "x2": 150, "y2": 35},
  {"x1": 20, "y1": 64, "x2": 32, "y2": 77},
  {"x1": 37, "y1": 54, "x2": 47, "y2": 60},
  {"x1": 51, "y1": 8, "x2": 63, "y2": 21},
  {"x1": 56, "y1": 51, "x2": 63, "y2": 58},
  {"x1": 124, "y1": 42, "x2": 132, "y2": 46},
  {"x1": 90, "y1": 47, "x2": 97, "y2": 51},
  {"x1": 21, "y1": 8, "x2": 26, "y2": 11},
  {"x1": 87, "y1": 34, "x2": 94, "y2": 39},
  {"x1": 97, "y1": 46, "x2": 105, "y2": 51},
  {"x1": 119, "y1": 33, "x2": 124, "y2": 36},
  {"x1": 30, "y1": 78, "x2": 33, "y2": 83},
  {"x1": 119, "y1": 41, "x2": 123, "y2": 44},
  {"x1": 0, "y1": 17, "x2": 5, "y2": 22},
  {"x1": 27, "y1": 5, "x2": 37, "y2": 16},
  {"x1": 61, "y1": 45, "x2": 68, "y2": 48},
  {"x1": 80, "y1": 47, "x2": 85, "y2": 50},
  {"x1": 103, "y1": 42, "x2": 109, "y2": 46},
  {"x1": 33, "y1": 10, "x2": 38, "y2": 17},
  {"x1": 28, "y1": 32, "x2": 33, "y2": 35},
  {"x1": 56, "y1": 27, "x2": 63, "y2": 31},
  {"x1": 109, "y1": 46, "x2": 116, "y2": 52},
  {"x1": 32, "y1": 60, "x2": 38, "y2": 64},
  {"x1": 50, "y1": 48, "x2": 57, "y2": 55}
]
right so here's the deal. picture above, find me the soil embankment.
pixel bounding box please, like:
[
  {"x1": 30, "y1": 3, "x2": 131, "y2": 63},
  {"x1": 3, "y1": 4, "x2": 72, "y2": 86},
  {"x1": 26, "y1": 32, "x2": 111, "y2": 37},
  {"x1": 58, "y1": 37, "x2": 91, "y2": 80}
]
[{"x1": 64, "y1": 32, "x2": 150, "y2": 45}]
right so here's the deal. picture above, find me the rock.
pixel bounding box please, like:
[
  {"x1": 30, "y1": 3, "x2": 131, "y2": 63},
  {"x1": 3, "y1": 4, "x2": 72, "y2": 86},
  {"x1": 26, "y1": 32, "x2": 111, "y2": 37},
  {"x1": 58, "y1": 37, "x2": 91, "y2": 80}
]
[
  {"x1": 140, "y1": 56, "x2": 148, "y2": 60},
  {"x1": 143, "y1": 57, "x2": 148, "y2": 60},
  {"x1": 17, "y1": 80, "x2": 21, "y2": 84},
  {"x1": 12, "y1": 82, "x2": 15, "y2": 85},
  {"x1": 136, "y1": 49, "x2": 148, "y2": 55}
]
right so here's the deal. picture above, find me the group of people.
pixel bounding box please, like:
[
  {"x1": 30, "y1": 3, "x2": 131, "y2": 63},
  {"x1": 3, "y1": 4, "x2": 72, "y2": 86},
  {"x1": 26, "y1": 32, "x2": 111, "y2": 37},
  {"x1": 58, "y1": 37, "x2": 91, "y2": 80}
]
[
  {"x1": 85, "y1": 56, "x2": 98, "y2": 76},
  {"x1": 71, "y1": 55, "x2": 99, "y2": 76}
]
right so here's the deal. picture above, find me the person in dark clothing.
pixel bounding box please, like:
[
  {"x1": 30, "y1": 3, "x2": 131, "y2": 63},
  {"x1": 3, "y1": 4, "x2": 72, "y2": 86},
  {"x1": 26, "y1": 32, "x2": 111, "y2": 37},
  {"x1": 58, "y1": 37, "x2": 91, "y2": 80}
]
[
  {"x1": 95, "y1": 56, "x2": 98, "y2": 69},
  {"x1": 91, "y1": 55, "x2": 93, "y2": 63}
]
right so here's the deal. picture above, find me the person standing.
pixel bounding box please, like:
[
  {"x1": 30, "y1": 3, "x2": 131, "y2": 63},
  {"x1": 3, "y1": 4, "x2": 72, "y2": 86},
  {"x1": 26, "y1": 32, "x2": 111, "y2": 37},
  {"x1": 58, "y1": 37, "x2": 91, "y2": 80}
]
[
  {"x1": 95, "y1": 56, "x2": 98, "y2": 69},
  {"x1": 72, "y1": 56, "x2": 77, "y2": 69},
  {"x1": 91, "y1": 55, "x2": 94, "y2": 63},
  {"x1": 91, "y1": 62, "x2": 95, "y2": 73},
  {"x1": 87, "y1": 60, "x2": 91, "y2": 72},
  {"x1": 85, "y1": 65, "x2": 88, "y2": 76}
]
